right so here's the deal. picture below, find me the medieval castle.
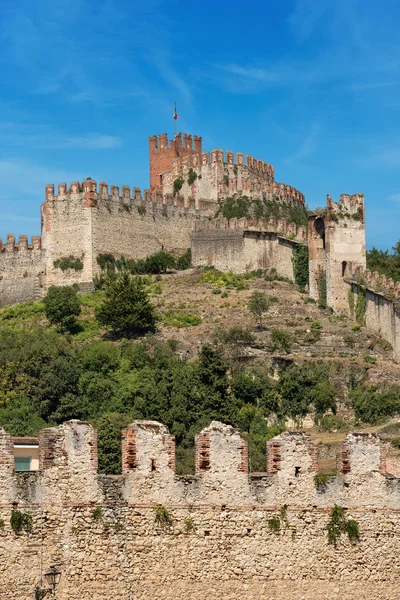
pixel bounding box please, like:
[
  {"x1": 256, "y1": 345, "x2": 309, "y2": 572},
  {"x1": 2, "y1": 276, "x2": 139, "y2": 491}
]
[{"x1": 0, "y1": 132, "x2": 399, "y2": 358}]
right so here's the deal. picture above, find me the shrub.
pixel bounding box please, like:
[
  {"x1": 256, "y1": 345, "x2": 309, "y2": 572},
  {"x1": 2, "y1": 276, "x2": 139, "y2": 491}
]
[
  {"x1": 92, "y1": 507, "x2": 103, "y2": 520},
  {"x1": 173, "y1": 177, "x2": 184, "y2": 196},
  {"x1": 317, "y1": 272, "x2": 327, "y2": 308},
  {"x1": 95, "y1": 272, "x2": 156, "y2": 335},
  {"x1": 176, "y1": 249, "x2": 192, "y2": 270},
  {"x1": 161, "y1": 311, "x2": 201, "y2": 328},
  {"x1": 187, "y1": 168, "x2": 197, "y2": 185},
  {"x1": 311, "y1": 321, "x2": 322, "y2": 330},
  {"x1": 327, "y1": 505, "x2": 359, "y2": 546},
  {"x1": 10, "y1": 510, "x2": 33, "y2": 535},
  {"x1": 53, "y1": 255, "x2": 84, "y2": 271},
  {"x1": 154, "y1": 505, "x2": 173, "y2": 527},
  {"x1": 268, "y1": 517, "x2": 280, "y2": 532},
  {"x1": 44, "y1": 286, "x2": 81, "y2": 332},
  {"x1": 270, "y1": 328, "x2": 292, "y2": 353},
  {"x1": 314, "y1": 474, "x2": 330, "y2": 492},
  {"x1": 355, "y1": 292, "x2": 366, "y2": 325}
]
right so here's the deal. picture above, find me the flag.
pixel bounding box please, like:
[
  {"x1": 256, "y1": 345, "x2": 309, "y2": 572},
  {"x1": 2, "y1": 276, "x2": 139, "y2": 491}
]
[{"x1": 173, "y1": 102, "x2": 178, "y2": 120}]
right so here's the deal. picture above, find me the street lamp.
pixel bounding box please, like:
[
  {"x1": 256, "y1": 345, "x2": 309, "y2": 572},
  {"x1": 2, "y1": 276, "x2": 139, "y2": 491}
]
[{"x1": 35, "y1": 565, "x2": 62, "y2": 599}]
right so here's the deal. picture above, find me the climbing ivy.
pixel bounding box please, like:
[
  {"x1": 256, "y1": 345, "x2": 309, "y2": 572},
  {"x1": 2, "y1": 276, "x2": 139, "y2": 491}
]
[
  {"x1": 355, "y1": 291, "x2": 367, "y2": 325},
  {"x1": 292, "y1": 245, "x2": 309, "y2": 290},
  {"x1": 53, "y1": 256, "x2": 84, "y2": 271},
  {"x1": 348, "y1": 289, "x2": 355, "y2": 317},
  {"x1": 187, "y1": 168, "x2": 197, "y2": 186},
  {"x1": 317, "y1": 272, "x2": 327, "y2": 308}
]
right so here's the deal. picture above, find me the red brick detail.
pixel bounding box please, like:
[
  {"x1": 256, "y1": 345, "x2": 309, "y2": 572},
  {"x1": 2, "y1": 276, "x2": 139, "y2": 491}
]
[
  {"x1": 195, "y1": 432, "x2": 211, "y2": 473},
  {"x1": 266, "y1": 440, "x2": 282, "y2": 476},
  {"x1": 121, "y1": 427, "x2": 137, "y2": 472},
  {"x1": 39, "y1": 431, "x2": 65, "y2": 470},
  {"x1": 337, "y1": 443, "x2": 351, "y2": 475},
  {"x1": 164, "y1": 434, "x2": 176, "y2": 473},
  {"x1": 149, "y1": 133, "x2": 202, "y2": 190},
  {"x1": 0, "y1": 431, "x2": 14, "y2": 472},
  {"x1": 238, "y1": 438, "x2": 249, "y2": 473}
]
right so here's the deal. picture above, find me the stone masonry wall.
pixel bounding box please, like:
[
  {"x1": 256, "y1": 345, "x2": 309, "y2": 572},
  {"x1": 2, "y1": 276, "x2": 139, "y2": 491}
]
[
  {"x1": 1, "y1": 421, "x2": 400, "y2": 599},
  {"x1": 0, "y1": 235, "x2": 45, "y2": 306},
  {"x1": 42, "y1": 181, "x2": 214, "y2": 288},
  {"x1": 191, "y1": 217, "x2": 307, "y2": 279},
  {"x1": 343, "y1": 261, "x2": 400, "y2": 361},
  {"x1": 162, "y1": 149, "x2": 305, "y2": 211}
]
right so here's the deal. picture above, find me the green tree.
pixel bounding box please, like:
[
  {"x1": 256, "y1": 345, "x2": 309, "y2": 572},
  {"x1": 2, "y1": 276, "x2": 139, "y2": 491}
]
[
  {"x1": 95, "y1": 272, "x2": 156, "y2": 335},
  {"x1": 97, "y1": 413, "x2": 132, "y2": 474},
  {"x1": 248, "y1": 291, "x2": 270, "y2": 329},
  {"x1": 43, "y1": 285, "x2": 81, "y2": 332}
]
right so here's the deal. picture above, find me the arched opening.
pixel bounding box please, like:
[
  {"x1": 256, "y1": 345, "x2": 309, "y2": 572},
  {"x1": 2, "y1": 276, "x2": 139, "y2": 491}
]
[
  {"x1": 342, "y1": 261, "x2": 347, "y2": 277},
  {"x1": 314, "y1": 217, "x2": 325, "y2": 250}
]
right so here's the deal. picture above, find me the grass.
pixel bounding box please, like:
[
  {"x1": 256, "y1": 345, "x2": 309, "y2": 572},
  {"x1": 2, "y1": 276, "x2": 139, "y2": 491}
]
[
  {"x1": 161, "y1": 311, "x2": 202, "y2": 328},
  {"x1": 200, "y1": 269, "x2": 252, "y2": 290}
]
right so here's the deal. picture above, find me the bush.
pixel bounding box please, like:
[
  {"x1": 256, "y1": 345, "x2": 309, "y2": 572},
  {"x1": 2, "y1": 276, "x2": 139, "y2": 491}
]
[
  {"x1": 270, "y1": 329, "x2": 292, "y2": 353},
  {"x1": 53, "y1": 255, "x2": 83, "y2": 271},
  {"x1": 187, "y1": 168, "x2": 197, "y2": 185},
  {"x1": 327, "y1": 505, "x2": 359, "y2": 546},
  {"x1": 350, "y1": 385, "x2": 400, "y2": 424},
  {"x1": 161, "y1": 311, "x2": 201, "y2": 328},
  {"x1": 95, "y1": 272, "x2": 156, "y2": 335},
  {"x1": 173, "y1": 177, "x2": 184, "y2": 196},
  {"x1": 44, "y1": 286, "x2": 81, "y2": 332}
]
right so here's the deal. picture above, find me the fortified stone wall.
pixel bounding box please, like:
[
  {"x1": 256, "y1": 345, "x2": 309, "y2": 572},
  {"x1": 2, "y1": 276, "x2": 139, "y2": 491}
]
[
  {"x1": 149, "y1": 132, "x2": 202, "y2": 190},
  {"x1": 343, "y1": 261, "x2": 400, "y2": 361},
  {"x1": 162, "y1": 149, "x2": 304, "y2": 209},
  {"x1": 42, "y1": 180, "x2": 214, "y2": 288},
  {"x1": 191, "y1": 217, "x2": 307, "y2": 278},
  {"x1": 1, "y1": 420, "x2": 400, "y2": 599},
  {"x1": 0, "y1": 235, "x2": 45, "y2": 306}
]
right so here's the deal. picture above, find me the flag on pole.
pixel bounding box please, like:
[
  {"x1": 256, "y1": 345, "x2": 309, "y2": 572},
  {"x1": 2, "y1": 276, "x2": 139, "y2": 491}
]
[{"x1": 173, "y1": 102, "x2": 178, "y2": 120}]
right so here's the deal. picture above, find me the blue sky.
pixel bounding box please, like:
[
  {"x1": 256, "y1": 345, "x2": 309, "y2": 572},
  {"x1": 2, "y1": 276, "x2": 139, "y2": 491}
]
[{"x1": 0, "y1": 0, "x2": 399, "y2": 249}]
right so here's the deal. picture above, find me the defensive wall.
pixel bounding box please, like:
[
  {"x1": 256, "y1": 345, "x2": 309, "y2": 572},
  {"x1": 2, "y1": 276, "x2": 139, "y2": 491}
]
[
  {"x1": 1, "y1": 419, "x2": 400, "y2": 599},
  {"x1": 149, "y1": 132, "x2": 202, "y2": 191},
  {"x1": 343, "y1": 261, "x2": 400, "y2": 361},
  {"x1": 161, "y1": 146, "x2": 305, "y2": 208},
  {"x1": 191, "y1": 217, "x2": 307, "y2": 279},
  {"x1": 0, "y1": 235, "x2": 45, "y2": 307}
]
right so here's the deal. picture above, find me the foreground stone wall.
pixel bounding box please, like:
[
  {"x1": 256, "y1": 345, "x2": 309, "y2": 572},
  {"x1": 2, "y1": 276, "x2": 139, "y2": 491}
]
[
  {"x1": 1, "y1": 421, "x2": 400, "y2": 599},
  {"x1": 191, "y1": 217, "x2": 307, "y2": 279}
]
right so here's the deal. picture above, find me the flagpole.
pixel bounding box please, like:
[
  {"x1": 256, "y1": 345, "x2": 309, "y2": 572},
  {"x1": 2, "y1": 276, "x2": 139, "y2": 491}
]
[{"x1": 174, "y1": 101, "x2": 176, "y2": 138}]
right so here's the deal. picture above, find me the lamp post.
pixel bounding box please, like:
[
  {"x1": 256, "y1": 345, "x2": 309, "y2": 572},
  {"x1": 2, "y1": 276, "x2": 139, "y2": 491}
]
[{"x1": 35, "y1": 565, "x2": 62, "y2": 599}]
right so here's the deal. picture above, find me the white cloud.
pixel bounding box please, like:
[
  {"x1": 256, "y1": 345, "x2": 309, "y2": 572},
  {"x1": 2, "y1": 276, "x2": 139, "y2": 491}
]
[{"x1": 0, "y1": 125, "x2": 123, "y2": 150}]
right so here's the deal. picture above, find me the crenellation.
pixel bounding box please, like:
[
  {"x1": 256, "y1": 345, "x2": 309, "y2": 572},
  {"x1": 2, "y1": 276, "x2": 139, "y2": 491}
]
[{"x1": 5, "y1": 234, "x2": 15, "y2": 252}]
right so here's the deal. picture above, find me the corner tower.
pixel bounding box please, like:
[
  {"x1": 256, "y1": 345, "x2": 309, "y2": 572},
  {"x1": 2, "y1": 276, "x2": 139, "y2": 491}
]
[{"x1": 149, "y1": 132, "x2": 202, "y2": 190}]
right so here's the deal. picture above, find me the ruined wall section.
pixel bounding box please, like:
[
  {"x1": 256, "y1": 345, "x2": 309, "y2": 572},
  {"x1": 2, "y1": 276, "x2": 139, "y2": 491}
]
[
  {"x1": 191, "y1": 217, "x2": 307, "y2": 279},
  {"x1": 0, "y1": 235, "x2": 45, "y2": 306},
  {"x1": 308, "y1": 213, "x2": 326, "y2": 302},
  {"x1": 162, "y1": 150, "x2": 304, "y2": 210},
  {"x1": 325, "y1": 193, "x2": 366, "y2": 312},
  {"x1": 2, "y1": 422, "x2": 400, "y2": 599},
  {"x1": 343, "y1": 261, "x2": 400, "y2": 360}
]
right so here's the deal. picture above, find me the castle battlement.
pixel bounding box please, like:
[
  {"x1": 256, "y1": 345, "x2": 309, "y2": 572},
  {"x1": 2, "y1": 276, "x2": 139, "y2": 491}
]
[
  {"x1": 344, "y1": 261, "x2": 400, "y2": 299},
  {"x1": 172, "y1": 148, "x2": 275, "y2": 178},
  {"x1": 0, "y1": 419, "x2": 398, "y2": 509},
  {"x1": 0, "y1": 234, "x2": 42, "y2": 253}
]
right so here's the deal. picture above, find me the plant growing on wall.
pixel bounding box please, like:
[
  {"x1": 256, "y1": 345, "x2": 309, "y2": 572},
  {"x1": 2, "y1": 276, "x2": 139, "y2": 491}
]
[
  {"x1": 137, "y1": 205, "x2": 146, "y2": 216},
  {"x1": 355, "y1": 292, "x2": 366, "y2": 325},
  {"x1": 317, "y1": 272, "x2": 327, "y2": 308},
  {"x1": 173, "y1": 177, "x2": 184, "y2": 197},
  {"x1": 154, "y1": 504, "x2": 173, "y2": 527},
  {"x1": 348, "y1": 289, "x2": 355, "y2": 317},
  {"x1": 187, "y1": 168, "x2": 197, "y2": 186},
  {"x1": 292, "y1": 245, "x2": 309, "y2": 290},
  {"x1": 10, "y1": 510, "x2": 33, "y2": 535},
  {"x1": 53, "y1": 256, "x2": 84, "y2": 271},
  {"x1": 327, "y1": 504, "x2": 359, "y2": 546}
]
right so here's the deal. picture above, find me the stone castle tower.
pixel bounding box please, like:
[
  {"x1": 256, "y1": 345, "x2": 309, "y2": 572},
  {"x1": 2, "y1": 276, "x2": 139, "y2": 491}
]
[
  {"x1": 308, "y1": 193, "x2": 366, "y2": 312},
  {"x1": 148, "y1": 133, "x2": 202, "y2": 190}
]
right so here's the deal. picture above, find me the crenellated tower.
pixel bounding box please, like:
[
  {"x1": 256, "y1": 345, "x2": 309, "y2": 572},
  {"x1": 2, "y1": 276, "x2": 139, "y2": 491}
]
[{"x1": 149, "y1": 132, "x2": 202, "y2": 190}]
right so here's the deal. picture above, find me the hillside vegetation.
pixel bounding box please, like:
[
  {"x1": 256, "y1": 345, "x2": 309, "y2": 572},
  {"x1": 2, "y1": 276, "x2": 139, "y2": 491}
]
[{"x1": 1, "y1": 259, "x2": 400, "y2": 475}]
